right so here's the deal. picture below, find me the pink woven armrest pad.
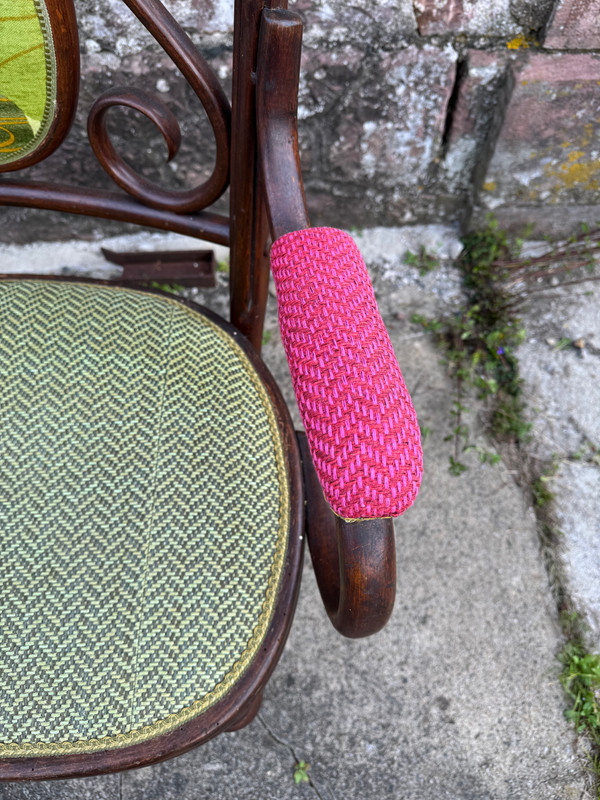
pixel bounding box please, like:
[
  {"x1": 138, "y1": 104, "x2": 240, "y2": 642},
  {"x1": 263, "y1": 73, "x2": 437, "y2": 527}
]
[{"x1": 270, "y1": 227, "x2": 423, "y2": 519}]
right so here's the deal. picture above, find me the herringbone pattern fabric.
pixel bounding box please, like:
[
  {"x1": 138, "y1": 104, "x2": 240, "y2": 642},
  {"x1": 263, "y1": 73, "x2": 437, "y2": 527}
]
[
  {"x1": 270, "y1": 227, "x2": 422, "y2": 519},
  {"x1": 0, "y1": 280, "x2": 289, "y2": 756}
]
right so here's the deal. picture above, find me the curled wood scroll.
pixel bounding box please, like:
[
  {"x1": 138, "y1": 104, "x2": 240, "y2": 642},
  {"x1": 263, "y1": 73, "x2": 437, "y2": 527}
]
[
  {"x1": 88, "y1": 0, "x2": 231, "y2": 213},
  {"x1": 0, "y1": 0, "x2": 231, "y2": 222}
]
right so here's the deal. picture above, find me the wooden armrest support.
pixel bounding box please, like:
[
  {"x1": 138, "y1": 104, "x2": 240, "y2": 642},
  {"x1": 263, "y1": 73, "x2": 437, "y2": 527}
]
[
  {"x1": 256, "y1": 7, "x2": 310, "y2": 241},
  {"x1": 297, "y1": 432, "x2": 396, "y2": 638},
  {"x1": 258, "y1": 10, "x2": 401, "y2": 635}
]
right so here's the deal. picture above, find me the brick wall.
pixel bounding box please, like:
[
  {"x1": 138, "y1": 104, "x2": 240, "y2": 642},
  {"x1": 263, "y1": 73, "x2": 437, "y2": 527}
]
[{"x1": 3, "y1": 0, "x2": 600, "y2": 242}]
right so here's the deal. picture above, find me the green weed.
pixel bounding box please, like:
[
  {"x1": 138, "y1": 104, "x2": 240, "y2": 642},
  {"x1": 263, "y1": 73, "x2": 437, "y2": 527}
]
[
  {"x1": 293, "y1": 760, "x2": 310, "y2": 785},
  {"x1": 405, "y1": 246, "x2": 439, "y2": 276},
  {"x1": 559, "y1": 643, "x2": 600, "y2": 745},
  {"x1": 148, "y1": 281, "x2": 186, "y2": 295},
  {"x1": 531, "y1": 460, "x2": 558, "y2": 508},
  {"x1": 412, "y1": 216, "x2": 531, "y2": 473}
]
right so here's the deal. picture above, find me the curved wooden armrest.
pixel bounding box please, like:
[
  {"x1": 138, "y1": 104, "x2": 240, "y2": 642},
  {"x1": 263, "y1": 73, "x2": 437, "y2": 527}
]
[
  {"x1": 297, "y1": 432, "x2": 396, "y2": 638},
  {"x1": 258, "y1": 12, "x2": 396, "y2": 637}
]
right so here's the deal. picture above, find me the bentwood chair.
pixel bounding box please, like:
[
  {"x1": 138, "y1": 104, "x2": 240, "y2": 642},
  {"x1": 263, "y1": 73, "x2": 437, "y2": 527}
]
[{"x1": 0, "y1": 0, "x2": 423, "y2": 780}]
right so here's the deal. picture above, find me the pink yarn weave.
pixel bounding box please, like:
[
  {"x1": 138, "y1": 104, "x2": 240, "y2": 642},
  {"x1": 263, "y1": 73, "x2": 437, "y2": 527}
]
[{"x1": 270, "y1": 227, "x2": 423, "y2": 519}]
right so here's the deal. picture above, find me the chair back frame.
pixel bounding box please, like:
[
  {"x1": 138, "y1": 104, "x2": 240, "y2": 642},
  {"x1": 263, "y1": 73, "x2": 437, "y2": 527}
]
[{"x1": 0, "y1": 0, "x2": 296, "y2": 349}]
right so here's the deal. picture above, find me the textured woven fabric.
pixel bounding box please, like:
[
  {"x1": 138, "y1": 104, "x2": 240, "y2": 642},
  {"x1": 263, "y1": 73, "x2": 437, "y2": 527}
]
[
  {"x1": 270, "y1": 227, "x2": 422, "y2": 519},
  {"x1": 0, "y1": 0, "x2": 54, "y2": 164},
  {"x1": 0, "y1": 280, "x2": 289, "y2": 756}
]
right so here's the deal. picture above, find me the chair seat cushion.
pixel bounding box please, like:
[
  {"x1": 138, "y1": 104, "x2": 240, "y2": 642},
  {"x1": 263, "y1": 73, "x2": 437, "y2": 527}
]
[{"x1": 0, "y1": 280, "x2": 290, "y2": 758}]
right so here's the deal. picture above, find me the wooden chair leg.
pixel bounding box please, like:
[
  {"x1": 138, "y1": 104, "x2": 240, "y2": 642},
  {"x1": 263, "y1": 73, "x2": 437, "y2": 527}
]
[
  {"x1": 225, "y1": 689, "x2": 264, "y2": 732},
  {"x1": 297, "y1": 432, "x2": 396, "y2": 638}
]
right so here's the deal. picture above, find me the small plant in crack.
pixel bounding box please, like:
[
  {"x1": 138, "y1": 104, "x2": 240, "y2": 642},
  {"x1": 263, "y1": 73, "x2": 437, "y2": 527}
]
[
  {"x1": 256, "y1": 715, "x2": 333, "y2": 799},
  {"x1": 412, "y1": 216, "x2": 600, "y2": 473},
  {"x1": 560, "y1": 646, "x2": 600, "y2": 739},
  {"x1": 405, "y1": 246, "x2": 439, "y2": 276},
  {"x1": 531, "y1": 459, "x2": 559, "y2": 508},
  {"x1": 293, "y1": 760, "x2": 311, "y2": 785},
  {"x1": 560, "y1": 643, "x2": 600, "y2": 759},
  {"x1": 411, "y1": 215, "x2": 531, "y2": 473}
]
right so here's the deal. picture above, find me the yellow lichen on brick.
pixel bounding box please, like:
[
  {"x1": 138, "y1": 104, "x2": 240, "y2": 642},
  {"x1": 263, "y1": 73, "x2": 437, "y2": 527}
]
[
  {"x1": 544, "y1": 156, "x2": 600, "y2": 191},
  {"x1": 582, "y1": 122, "x2": 594, "y2": 147},
  {"x1": 507, "y1": 35, "x2": 529, "y2": 50},
  {"x1": 543, "y1": 124, "x2": 600, "y2": 194}
]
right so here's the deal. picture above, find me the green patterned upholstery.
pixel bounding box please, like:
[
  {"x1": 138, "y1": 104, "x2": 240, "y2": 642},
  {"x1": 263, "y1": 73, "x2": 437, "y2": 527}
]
[
  {"x1": 0, "y1": 281, "x2": 289, "y2": 757},
  {"x1": 0, "y1": 0, "x2": 54, "y2": 164}
]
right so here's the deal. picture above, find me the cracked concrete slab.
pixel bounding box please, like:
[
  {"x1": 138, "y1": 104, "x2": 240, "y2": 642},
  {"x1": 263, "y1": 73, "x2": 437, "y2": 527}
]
[
  {"x1": 555, "y1": 461, "x2": 600, "y2": 651},
  {"x1": 518, "y1": 275, "x2": 600, "y2": 652},
  {"x1": 0, "y1": 227, "x2": 590, "y2": 798},
  {"x1": 518, "y1": 282, "x2": 600, "y2": 461}
]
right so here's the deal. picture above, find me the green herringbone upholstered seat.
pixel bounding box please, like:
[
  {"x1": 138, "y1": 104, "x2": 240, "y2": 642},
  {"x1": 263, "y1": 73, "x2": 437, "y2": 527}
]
[{"x1": 0, "y1": 280, "x2": 289, "y2": 757}]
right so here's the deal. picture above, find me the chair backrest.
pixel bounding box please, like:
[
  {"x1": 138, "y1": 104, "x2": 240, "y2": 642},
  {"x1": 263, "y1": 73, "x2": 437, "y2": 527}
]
[{"x1": 0, "y1": 0, "x2": 296, "y2": 351}]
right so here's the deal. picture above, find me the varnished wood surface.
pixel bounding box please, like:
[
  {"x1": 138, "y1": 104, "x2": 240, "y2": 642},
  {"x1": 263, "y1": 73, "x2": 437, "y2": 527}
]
[
  {"x1": 225, "y1": 689, "x2": 265, "y2": 732},
  {"x1": 89, "y1": 0, "x2": 231, "y2": 212},
  {"x1": 0, "y1": 181, "x2": 230, "y2": 244},
  {"x1": 298, "y1": 432, "x2": 396, "y2": 638},
  {"x1": 257, "y1": 9, "x2": 310, "y2": 242},
  {"x1": 229, "y1": 0, "x2": 287, "y2": 351}
]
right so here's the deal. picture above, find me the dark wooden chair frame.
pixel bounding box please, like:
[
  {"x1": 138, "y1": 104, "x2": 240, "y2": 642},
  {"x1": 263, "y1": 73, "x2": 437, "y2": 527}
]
[{"x1": 0, "y1": 0, "x2": 396, "y2": 779}]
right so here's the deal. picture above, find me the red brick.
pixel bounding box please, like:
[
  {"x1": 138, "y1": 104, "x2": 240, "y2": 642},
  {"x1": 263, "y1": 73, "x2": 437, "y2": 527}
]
[
  {"x1": 413, "y1": 0, "x2": 520, "y2": 36},
  {"x1": 544, "y1": 0, "x2": 600, "y2": 50},
  {"x1": 481, "y1": 53, "x2": 600, "y2": 215},
  {"x1": 413, "y1": 0, "x2": 464, "y2": 34}
]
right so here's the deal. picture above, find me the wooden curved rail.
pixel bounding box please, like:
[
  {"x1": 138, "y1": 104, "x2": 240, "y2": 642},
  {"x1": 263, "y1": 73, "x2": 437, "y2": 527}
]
[
  {"x1": 88, "y1": 0, "x2": 231, "y2": 213},
  {"x1": 256, "y1": 7, "x2": 310, "y2": 241},
  {"x1": 257, "y1": 12, "x2": 396, "y2": 638},
  {"x1": 0, "y1": 181, "x2": 230, "y2": 244},
  {"x1": 297, "y1": 433, "x2": 396, "y2": 638}
]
